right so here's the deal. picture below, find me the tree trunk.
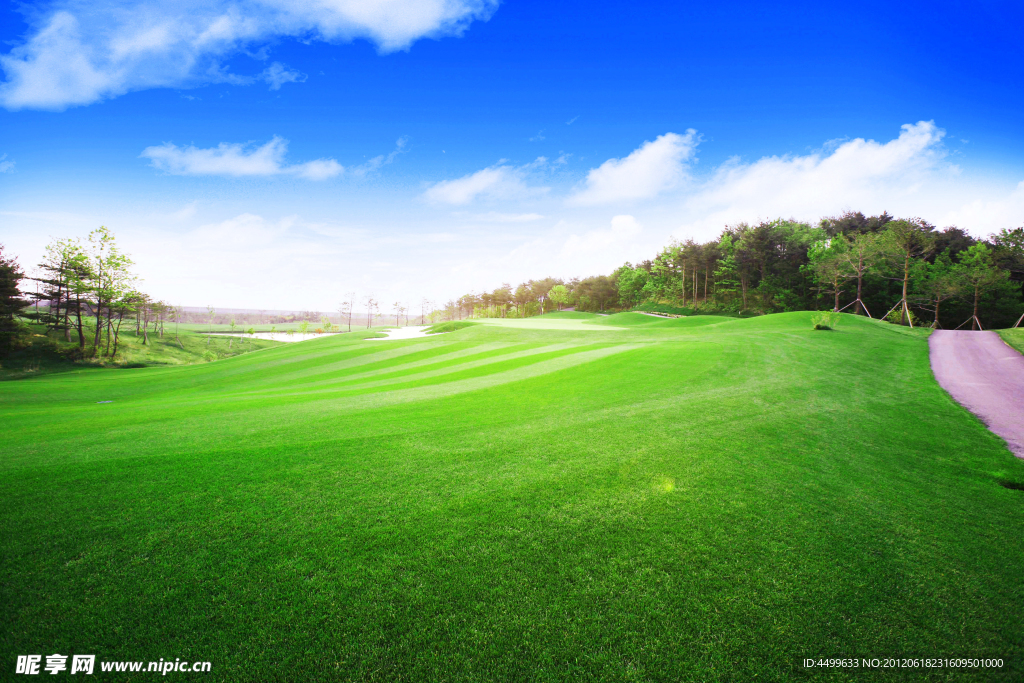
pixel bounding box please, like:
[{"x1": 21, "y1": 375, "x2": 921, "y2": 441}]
[
  {"x1": 933, "y1": 298, "x2": 941, "y2": 329},
  {"x1": 63, "y1": 283, "x2": 72, "y2": 342},
  {"x1": 856, "y1": 254, "x2": 866, "y2": 315},
  {"x1": 104, "y1": 309, "x2": 113, "y2": 356},
  {"x1": 833, "y1": 276, "x2": 840, "y2": 312},
  {"x1": 973, "y1": 284, "x2": 980, "y2": 331},
  {"x1": 740, "y1": 274, "x2": 748, "y2": 309},
  {"x1": 75, "y1": 294, "x2": 86, "y2": 350},
  {"x1": 901, "y1": 252, "x2": 910, "y2": 325},
  {"x1": 93, "y1": 298, "x2": 103, "y2": 350},
  {"x1": 112, "y1": 310, "x2": 125, "y2": 357}
]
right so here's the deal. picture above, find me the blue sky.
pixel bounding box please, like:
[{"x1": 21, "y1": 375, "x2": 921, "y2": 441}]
[{"x1": 1, "y1": 0, "x2": 1023, "y2": 310}]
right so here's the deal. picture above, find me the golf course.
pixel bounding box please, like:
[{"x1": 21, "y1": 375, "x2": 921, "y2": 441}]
[{"x1": 2, "y1": 311, "x2": 1023, "y2": 681}]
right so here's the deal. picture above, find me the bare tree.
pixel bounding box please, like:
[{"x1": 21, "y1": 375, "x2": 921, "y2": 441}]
[{"x1": 363, "y1": 294, "x2": 376, "y2": 328}]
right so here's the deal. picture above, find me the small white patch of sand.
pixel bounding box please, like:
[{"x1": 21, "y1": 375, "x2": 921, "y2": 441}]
[
  {"x1": 366, "y1": 326, "x2": 433, "y2": 341},
  {"x1": 212, "y1": 332, "x2": 342, "y2": 343}
]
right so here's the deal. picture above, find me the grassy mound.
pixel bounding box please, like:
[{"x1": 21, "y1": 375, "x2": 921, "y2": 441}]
[
  {"x1": 2, "y1": 312, "x2": 1022, "y2": 681},
  {"x1": 425, "y1": 320, "x2": 479, "y2": 334},
  {"x1": 634, "y1": 302, "x2": 694, "y2": 316},
  {"x1": 533, "y1": 310, "x2": 600, "y2": 319},
  {"x1": 999, "y1": 327, "x2": 1024, "y2": 355}
]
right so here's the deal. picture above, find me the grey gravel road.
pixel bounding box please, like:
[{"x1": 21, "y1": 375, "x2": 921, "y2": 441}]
[{"x1": 929, "y1": 330, "x2": 1024, "y2": 458}]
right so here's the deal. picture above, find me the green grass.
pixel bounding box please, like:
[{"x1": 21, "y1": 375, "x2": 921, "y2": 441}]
[
  {"x1": 633, "y1": 302, "x2": 694, "y2": 316},
  {"x1": 534, "y1": 311, "x2": 599, "y2": 319},
  {"x1": 2, "y1": 312, "x2": 1023, "y2": 681},
  {"x1": 999, "y1": 327, "x2": 1024, "y2": 355},
  {"x1": 0, "y1": 324, "x2": 285, "y2": 380},
  {"x1": 425, "y1": 320, "x2": 479, "y2": 334}
]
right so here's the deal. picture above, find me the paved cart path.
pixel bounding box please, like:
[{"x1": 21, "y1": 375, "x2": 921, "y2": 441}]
[{"x1": 929, "y1": 330, "x2": 1024, "y2": 458}]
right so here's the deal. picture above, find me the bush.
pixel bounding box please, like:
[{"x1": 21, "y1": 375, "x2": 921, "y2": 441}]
[
  {"x1": 202, "y1": 350, "x2": 217, "y2": 362},
  {"x1": 426, "y1": 321, "x2": 477, "y2": 334},
  {"x1": 884, "y1": 307, "x2": 919, "y2": 326},
  {"x1": 811, "y1": 311, "x2": 840, "y2": 330}
]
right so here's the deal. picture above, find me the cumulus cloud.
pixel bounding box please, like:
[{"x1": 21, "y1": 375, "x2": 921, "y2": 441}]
[
  {"x1": 0, "y1": 0, "x2": 498, "y2": 109},
  {"x1": 140, "y1": 136, "x2": 343, "y2": 179},
  {"x1": 0, "y1": 154, "x2": 14, "y2": 173},
  {"x1": 424, "y1": 160, "x2": 549, "y2": 205},
  {"x1": 569, "y1": 131, "x2": 698, "y2": 206},
  {"x1": 677, "y1": 121, "x2": 958, "y2": 234}
]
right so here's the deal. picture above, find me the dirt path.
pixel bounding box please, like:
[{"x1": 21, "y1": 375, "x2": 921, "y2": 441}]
[{"x1": 929, "y1": 330, "x2": 1024, "y2": 458}]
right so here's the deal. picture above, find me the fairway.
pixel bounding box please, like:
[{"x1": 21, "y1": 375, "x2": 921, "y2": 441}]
[{"x1": 3, "y1": 313, "x2": 1023, "y2": 681}]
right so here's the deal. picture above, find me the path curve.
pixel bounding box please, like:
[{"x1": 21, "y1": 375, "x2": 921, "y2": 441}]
[{"x1": 929, "y1": 330, "x2": 1024, "y2": 458}]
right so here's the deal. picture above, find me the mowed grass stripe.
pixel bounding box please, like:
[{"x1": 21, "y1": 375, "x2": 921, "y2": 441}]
[
  {"x1": 3, "y1": 313, "x2": 1024, "y2": 682},
  {"x1": 0, "y1": 344, "x2": 647, "y2": 470}
]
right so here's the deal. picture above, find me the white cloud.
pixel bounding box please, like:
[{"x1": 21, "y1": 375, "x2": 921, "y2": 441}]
[
  {"x1": 260, "y1": 62, "x2": 306, "y2": 90},
  {"x1": 140, "y1": 136, "x2": 343, "y2": 179},
  {"x1": 424, "y1": 161, "x2": 549, "y2": 205},
  {"x1": 0, "y1": 154, "x2": 14, "y2": 173},
  {"x1": 676, "y1": 120, "x2": 961, "y2": 235},
  {"x1": 0, "y1": 0, "x2": 498, "y2": 110},
  {"x1": 350, "y1": 137, "x2": 408, "y2": 177},
  {"x1": 569, "y1": 131, "x2": 698, "y2": 206},
  {"x1": 561, "y1": 215, "x2": 642, "y2": 257},
  {"x1": 467, "y1": 212, "x2": 545, "y2": 223}
]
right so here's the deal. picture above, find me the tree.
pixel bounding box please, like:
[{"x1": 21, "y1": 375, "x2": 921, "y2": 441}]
[
  {"x1": 338, "y1": 299, "x2": 352, "y2": 332},
  {"x1": 839, "y1": 232, "x2": 879, "y2": 316},
  {"x1": 173, "y1": 304, "x2": 184, "y2": 349},
  {"x1": 914, "y1": 250, "x2": 960, "y2": 328},
  {"x1": 806, "y1": 238, "x2": 850, "y2": 312},
  {"x1": 0, "y1": 244, "x2": 27, "y2": 356},
  {"x1": 615, "y1": 264, "x2": 649, "y2": 308},
  {"x1": 881, "y1": 219, "x2": 933, "y2": 325},
  {"x1": 32, "y1": 237, "x2": 88, "y2": 343},
  {"x1": 85, "y1": 226, "x2": 136, "y2": 354},
  {"x1": 206, "y1": 306, "x2": 216, "y2": 345},
  {"x1": 548, "y1": 284, "x2": 568, "y2": 311},
  {"x1": 953, "y1": 244, "x2": 1007, "y2": 330},
  {"x1": 363, "y1": 294, "x2": 376, "y2": 328}
]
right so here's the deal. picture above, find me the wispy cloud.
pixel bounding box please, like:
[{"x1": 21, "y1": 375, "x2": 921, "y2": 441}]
[
  {"x1": 568, "y1": 131, "x2": 699, "y2": 206},
  {"x1": 350, "y1": 137, "x2": 408, "y2": 177},
  {"x1": 140, "y1": 136, "x2": 343, "y2": 180},
  {"x1": 463, "y1": 211, "x2": 545, "y2": 223},
  {"x1": 424, "y1": 159, "x2": 549, "y2": 205},
  {"x1": 0, "y1": 0, "x2": 499, "y2": 110},
  {"x1": 0, "y1": 154, "x2": 14, "y2": 173},
  {"x1": 565, "y1": 115, "x2": 579, "y2": 125},
  {"x1": 260, "y1": 62, "x2": 306, "y2": 90}
]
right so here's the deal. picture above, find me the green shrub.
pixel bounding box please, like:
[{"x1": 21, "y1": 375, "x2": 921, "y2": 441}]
[
  {"x1": 884, "y1": 307, "x2": 918, "y2": 326},
  {"x1": 811, "y1": 311, "x2": 840, "y2": 330},
  {"x1": 426, "y1": 321, "x2": 478, "y2": 335}
]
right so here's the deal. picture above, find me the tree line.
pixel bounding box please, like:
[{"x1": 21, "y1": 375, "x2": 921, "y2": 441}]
[
  {"x1": 0, "y1": 228, "x2": 181, "y2": 359},
  {"x1": 436, "y1": 212, "x2": 1024, "y2": 329}
]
